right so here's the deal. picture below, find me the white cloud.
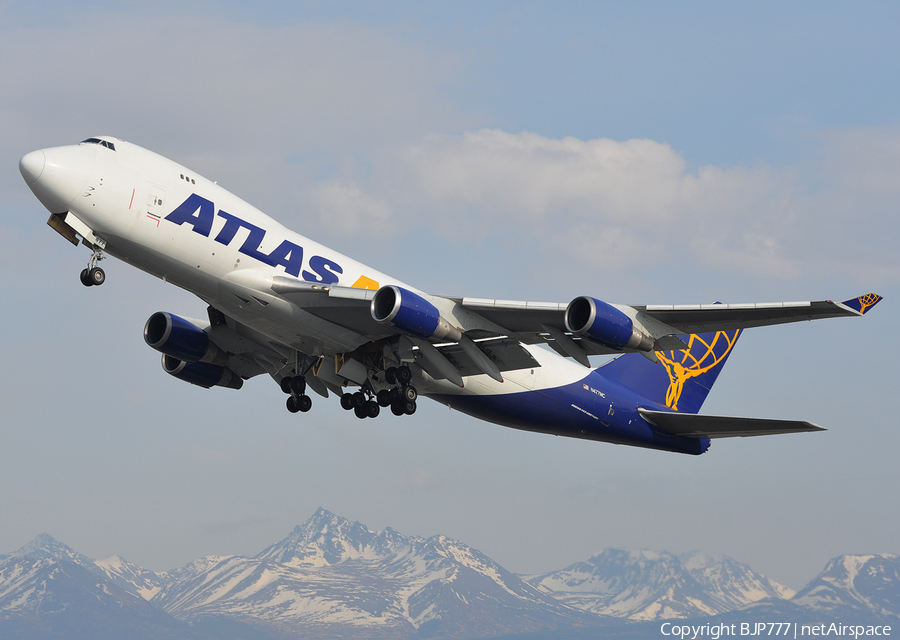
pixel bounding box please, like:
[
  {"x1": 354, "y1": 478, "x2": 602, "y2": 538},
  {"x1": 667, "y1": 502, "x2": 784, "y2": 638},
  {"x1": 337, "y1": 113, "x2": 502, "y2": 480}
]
[
  {"x1": 311, "y1": 181, "x2": 393, "y2": 236},
  {"x1": 405, "y1": 131, "x2": 691, "y2": 223},
  {"x1": 317, "y1": 127, "x2": 899, "y2": 287},
  {"x1": 317, "y1": 130, "x2": 797, "y2": 277}
]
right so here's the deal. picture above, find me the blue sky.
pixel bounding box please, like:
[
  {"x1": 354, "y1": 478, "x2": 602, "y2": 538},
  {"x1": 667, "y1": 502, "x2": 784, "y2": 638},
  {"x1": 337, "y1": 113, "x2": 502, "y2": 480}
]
[{"x1": 1, "y1": 1, "x2": 898, "y2": 590}]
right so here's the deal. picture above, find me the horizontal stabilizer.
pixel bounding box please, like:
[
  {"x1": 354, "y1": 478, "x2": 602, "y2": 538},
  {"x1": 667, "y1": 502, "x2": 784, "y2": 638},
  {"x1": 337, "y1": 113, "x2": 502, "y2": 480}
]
[{"x1": 639, "y1": 408, "x2": 825, "y2": 439}]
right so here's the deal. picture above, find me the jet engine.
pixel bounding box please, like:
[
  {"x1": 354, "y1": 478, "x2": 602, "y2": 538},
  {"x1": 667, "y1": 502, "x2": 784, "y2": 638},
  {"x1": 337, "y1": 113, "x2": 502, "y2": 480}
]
[
  {"x1": 143, "y1": 312, "x2": 226, "y2": 364},
  {"x1": 564, "y1": 296, "x2": 654, "y2": 351},
  {"x1": 371, "y1": 285, "x2": 462, "y2": 341},
  {"x1": 161, "y1": 355, "x2": 243, "y2": 389}
]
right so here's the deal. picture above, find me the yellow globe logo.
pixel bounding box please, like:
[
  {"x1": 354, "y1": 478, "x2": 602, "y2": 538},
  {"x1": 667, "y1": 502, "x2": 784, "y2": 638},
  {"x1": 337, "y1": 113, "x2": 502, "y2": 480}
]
[
  {"x1": 856, "y1": 293, "x2": 881, "y2": 315},
  {"x1": 656, "y1": 330, "x2": 741, "y2": 411}
]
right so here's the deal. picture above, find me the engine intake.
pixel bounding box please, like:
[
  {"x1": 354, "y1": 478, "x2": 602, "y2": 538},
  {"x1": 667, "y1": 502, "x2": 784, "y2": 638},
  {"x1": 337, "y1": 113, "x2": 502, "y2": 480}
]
[
  {"x1": 565, "y1": 296, "x2": 654, "y2": 351},
  {"x1": 144, "y1": 312, "x2": 225, "y2": 364},
  {"x1": 371, "y1": 286, "x2": 462, "y2": 341},
  {"x1": 162, "y1": 355, "x2": 243, "y2": 389}
]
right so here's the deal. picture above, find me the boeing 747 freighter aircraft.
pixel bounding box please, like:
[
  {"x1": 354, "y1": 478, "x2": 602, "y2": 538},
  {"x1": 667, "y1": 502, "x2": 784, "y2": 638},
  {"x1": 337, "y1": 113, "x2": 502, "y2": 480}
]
[{"x1": 19, "y1": 136, "x2": 882, "y2": 454}]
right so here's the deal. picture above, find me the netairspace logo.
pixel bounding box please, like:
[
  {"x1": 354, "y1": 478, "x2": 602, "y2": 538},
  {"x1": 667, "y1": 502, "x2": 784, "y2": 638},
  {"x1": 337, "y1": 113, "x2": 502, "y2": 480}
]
[{"x1": 660, "y1": 622, "x2": 892, "y2": 639}]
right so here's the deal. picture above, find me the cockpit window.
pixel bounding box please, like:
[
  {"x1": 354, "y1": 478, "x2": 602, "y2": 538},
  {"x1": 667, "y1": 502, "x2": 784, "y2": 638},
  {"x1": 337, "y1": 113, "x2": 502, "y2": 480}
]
[{"x1": 79, "y1": 138, "x2": 116, "y2": 151}]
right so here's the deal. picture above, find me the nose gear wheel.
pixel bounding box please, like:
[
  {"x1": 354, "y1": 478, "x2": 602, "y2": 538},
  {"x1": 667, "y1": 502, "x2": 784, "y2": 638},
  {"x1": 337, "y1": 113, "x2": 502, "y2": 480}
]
[{"x1": 80, "y1": 248, "x2": 107, "y2": 287}]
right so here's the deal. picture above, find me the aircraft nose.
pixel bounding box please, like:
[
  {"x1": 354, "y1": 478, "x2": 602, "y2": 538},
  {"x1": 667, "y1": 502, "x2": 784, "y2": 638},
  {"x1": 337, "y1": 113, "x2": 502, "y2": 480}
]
[
  {"x1": 20, "y1": 145, "x2": 95, "y2": 213},
  {"x1": 19, "y1": 150, "x2": 46, "y2": 184}
]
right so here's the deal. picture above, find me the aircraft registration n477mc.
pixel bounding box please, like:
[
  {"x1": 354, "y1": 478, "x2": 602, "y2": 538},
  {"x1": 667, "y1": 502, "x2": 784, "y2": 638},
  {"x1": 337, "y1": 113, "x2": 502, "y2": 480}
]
[{"x1": 19, "y1": 136, "x2": 883, "y2": 455}]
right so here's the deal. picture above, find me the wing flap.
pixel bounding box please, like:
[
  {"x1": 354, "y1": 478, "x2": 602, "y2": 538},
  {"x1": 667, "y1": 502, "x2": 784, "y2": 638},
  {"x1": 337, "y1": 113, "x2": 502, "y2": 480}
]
[
  {"x1": 431, "y1": 337, "x2": 540, "y2": 379},
  {"x1": 639, "y1": 408, "x2": 825, "y2": 439}
]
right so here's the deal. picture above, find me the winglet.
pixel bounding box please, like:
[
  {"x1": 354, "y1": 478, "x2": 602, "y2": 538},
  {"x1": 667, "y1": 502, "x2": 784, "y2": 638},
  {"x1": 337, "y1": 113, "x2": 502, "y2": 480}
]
[{"x1": 840, "y1": 293, "x2": 883, "y2": 315}]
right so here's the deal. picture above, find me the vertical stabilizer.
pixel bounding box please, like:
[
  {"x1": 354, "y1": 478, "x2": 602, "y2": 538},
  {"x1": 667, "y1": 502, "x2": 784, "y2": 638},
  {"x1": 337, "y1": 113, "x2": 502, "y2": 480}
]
[{"x1": 597, "y1": 330, "x2": 741, "y2": 413}]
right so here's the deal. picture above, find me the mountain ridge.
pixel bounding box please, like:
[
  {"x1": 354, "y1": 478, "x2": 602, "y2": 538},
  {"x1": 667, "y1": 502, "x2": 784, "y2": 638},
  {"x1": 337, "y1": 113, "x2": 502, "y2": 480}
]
[{"x1": 2, "y1": 509, "x2": 897, "y2": 639}]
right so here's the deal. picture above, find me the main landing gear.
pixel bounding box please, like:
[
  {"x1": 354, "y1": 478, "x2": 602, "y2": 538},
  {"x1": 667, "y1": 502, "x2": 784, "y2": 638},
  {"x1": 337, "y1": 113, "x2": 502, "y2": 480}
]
[
  {"x1": 79, "y1": 248, "x2": 106, "y2": 287},
  {"x1": 339, "y1": 366, "x2": 417, "y2": 419},
  {"x1": 281, "y1": 361, "x2": 418, "y2": 419},
  {"x1": 281, "y1": 374, "x2": 313, "y2": 413}
]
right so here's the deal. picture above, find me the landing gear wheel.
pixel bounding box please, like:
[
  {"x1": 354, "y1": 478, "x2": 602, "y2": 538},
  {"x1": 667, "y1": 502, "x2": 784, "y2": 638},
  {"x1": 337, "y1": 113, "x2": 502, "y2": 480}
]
[
  {"x1": 402, "y1": 385, "x2": 418, "y2": 402},
  {"x1": 80, "y1": 269, "x2": 93, "y2": 287},
  {"x1": 89, "y1": 267, "x2": 105, "y2": 286},
  {"x1": 340, "y1": 393, "x2": 354, "y2": 410},
  {"x1": 289, "y1": 376, "x2": 306, "y2": 395},
  {"x1": 403, "y1": 400, "x2": 417, "y2": 415},
  {"x1": 366, "y1": 401, "x2": 380, "y2": 418},
  {"x1": 286, "y1": 396, "x2": 302, "y2": 413},
  {"x1": 354, "y1": 404, "x2": 368, "y2": 419},
  {"x1": 390, "y1": 401, "x2": 406, "y2": 416},
  {"x1": 376, "y1": 389, "x2": 392, "y2": 407},
  {"x1": 297, "y1": 395, "x2": 312, "y2": 412},
  {"x1": 396, "y1": 366, "x2": 412, "y2": 384},
  {"x1": 385, "y1": 367, "x2": 397, "y2": 384},
  {"x1": 280, "y1": 377, "x2": 293, "y2": 394},
  {"x1": 351, "y1": 392, "x2": 366, "y2": 408}
]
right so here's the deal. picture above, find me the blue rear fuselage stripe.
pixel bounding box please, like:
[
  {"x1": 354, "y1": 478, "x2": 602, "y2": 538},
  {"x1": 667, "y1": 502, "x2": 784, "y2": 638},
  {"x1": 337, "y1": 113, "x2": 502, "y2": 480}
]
[{"x1": 427, "y1": 369, "x2": 710, "y2": 455}]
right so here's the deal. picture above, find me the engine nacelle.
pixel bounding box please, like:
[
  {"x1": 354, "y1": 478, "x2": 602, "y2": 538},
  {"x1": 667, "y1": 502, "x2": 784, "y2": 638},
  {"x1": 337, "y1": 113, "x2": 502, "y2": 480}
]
[
  {"x1": 143, "y1": 312, "x2": 225, "y2": 364},
  {"x1": 371, "y1": 285, "x2": 462, "y2": 341},
  {"x1": 564, "y1": 296, "x2": 654, "y2": 351},
  {"x1": 162, "y1": 355, "x2": 243, "y2": 390}
]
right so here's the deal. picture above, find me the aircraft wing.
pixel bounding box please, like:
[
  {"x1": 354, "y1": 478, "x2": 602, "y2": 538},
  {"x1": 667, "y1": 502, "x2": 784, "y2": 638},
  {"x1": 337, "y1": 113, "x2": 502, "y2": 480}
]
[
  {"x1": 459, "y1": 294, "x2": 882, "y2": 347},
  {"x1": 638, "y1": 409, "x2": 825, "y2": 439},
  {"x1": 271, "y1": 276, "x2": 881, "y2": 375},
  {"x1": 630, "y1": 293, "x2": 883, "y2": 334}
]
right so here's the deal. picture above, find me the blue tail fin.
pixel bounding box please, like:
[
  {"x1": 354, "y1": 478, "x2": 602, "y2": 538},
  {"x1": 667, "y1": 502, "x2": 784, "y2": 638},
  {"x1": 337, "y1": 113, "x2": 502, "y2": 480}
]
[{"x1": 597, "y1": 330, "x2": 741, "y2": 413}]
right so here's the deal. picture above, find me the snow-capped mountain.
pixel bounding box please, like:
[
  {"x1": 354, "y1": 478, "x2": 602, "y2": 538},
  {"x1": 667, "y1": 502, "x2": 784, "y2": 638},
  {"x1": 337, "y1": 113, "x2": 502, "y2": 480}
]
[
  {"x1": 152, "y1": 508, "x2": 596, "y2": 638},
  {"x1": 2, "y1": 513, "x2": 897, "y2": 639},
  {"x1": 0, "y1": 546, "x2": 190, "y2": 640},
  {"x1": 94, "y1": 554, "x2": 168, "y2": 601},
  {"x1": 8, "y1": 532, "x2": 95, "y2": 567},
  {"x1": 792, "y1": 554, "x2": 900, "y2": 619},
  {"x1": 523, "y1": 549, "x2": 794, "y2": 620},
  {"x1": 680, "y1": 551, "x2": 795, "y2": 608}
]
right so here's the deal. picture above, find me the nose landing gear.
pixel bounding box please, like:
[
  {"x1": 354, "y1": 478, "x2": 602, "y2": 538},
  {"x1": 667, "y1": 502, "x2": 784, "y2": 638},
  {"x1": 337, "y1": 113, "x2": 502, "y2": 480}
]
[{"x1": 79, "y1": 248, "x2": 106, "y2": 287}]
